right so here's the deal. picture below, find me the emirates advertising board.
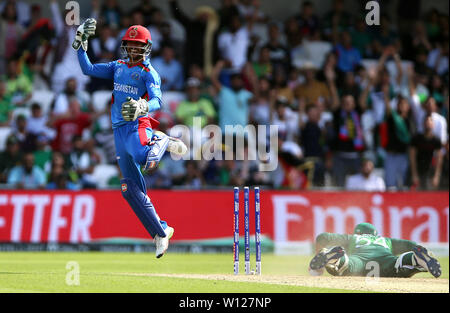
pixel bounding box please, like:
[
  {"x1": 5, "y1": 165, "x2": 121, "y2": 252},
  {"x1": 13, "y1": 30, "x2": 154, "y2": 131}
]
[{"x1": 0, "y1": 190, "x2": 448, "y2": 254}]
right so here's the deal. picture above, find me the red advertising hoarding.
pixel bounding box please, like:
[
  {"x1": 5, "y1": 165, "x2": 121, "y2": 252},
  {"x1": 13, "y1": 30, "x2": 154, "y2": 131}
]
[{"x1": 0, "y1": 190, "x2": 448, "y2": 244}]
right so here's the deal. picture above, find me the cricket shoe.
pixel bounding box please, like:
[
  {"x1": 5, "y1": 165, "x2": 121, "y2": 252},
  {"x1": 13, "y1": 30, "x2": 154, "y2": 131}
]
[
  {"x1": 154, "y1": 226, "x2": 174, "y2": 259},
  {"x1": 413, "y1": 245, "x2": 441, "y2": 278},
  {"x1": 153, "y1": 131, "x2": 187, "y2": 156},
  {"x1": 309, "y1": 246, "x2": 347, "y2": 275}
]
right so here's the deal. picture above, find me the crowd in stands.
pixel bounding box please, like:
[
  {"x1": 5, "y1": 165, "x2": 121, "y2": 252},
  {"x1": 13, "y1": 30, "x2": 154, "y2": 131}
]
[{"x1": 0, "y1": 0, "x2": 448, "y2": 191}]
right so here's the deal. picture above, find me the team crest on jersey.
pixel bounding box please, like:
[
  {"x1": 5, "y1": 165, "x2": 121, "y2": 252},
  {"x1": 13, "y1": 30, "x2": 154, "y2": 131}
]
[
  {"x1": 129, "y1": 27, "x2": 138, "y2": 38},
  {"x1": 131, "y1": 72, "x2": 140, "y2": 80},
  {"x1": 121, "y1": 183, "x2": 128, "y2": 192}
]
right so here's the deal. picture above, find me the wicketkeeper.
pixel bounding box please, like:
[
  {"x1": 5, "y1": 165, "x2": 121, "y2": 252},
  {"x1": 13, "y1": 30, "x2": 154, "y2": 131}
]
[
  {"x1": 309, "y1": 222, "x2": 442, "y2": 278},
  {"x1": 73, "y1": 18, "x2": 186, "y2": 258}
]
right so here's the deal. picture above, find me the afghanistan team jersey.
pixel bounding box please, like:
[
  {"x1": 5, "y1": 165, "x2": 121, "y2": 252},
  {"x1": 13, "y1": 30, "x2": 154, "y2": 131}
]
[
  {"x1": 77, "y1": 49, "x2": 162, "y2": 129},
  {"x1": 316, "y1": 233, "x2": 417, "y2": 260}
]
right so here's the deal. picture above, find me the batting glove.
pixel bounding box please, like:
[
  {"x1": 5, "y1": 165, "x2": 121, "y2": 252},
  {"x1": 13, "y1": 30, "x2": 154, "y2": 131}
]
[
  {"x1": 121, "y1": 97, "x2": 149, "y2": 122},
  {"x1": 72, "y1": 18, "x2": 97, "y2": 51}
]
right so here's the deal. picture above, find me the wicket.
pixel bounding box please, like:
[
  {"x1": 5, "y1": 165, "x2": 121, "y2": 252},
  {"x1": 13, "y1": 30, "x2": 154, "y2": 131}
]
[{"x1": 233, "y1": 186, "x2": 261, "y2": 275}]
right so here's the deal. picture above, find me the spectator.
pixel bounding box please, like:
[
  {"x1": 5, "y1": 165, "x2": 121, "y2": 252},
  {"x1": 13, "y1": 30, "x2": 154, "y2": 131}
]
[
  {"x1": 271, "y1": 96, "x2": 298, "y2": 143},
  {"x1": 323, "y1": 0, "x2": 352, "y2": 35},
  {"x1": 218, "y1": 15, "x2": 250, "y2": 71},
  {"x1": 92, "y1": 102, "x2": 116, "y2": 165},
  {"x1": 272, "y1": 67, "x2": 294, "y2": 104},
  {"x1": 147, "y1": 8, "x2": 165, "y2": 55},
  {"x1": 211, "y1": 60, "x2": 253, "y2": 135},
  {"x1": 169, "y1": 0, "x2": 219, "y2": 75},
  {"x1": 334, "y1": 31, "x2": 361, "y2": 73},
  {"x1": 49, "y1": 0, "x2": 89, "y2": 93},
  {"x1": 68, "y1": 136, "x2": 98, "y2": 189},
  {"x1": 410, "y1": 115, "x2": 444, "y2": 190},
  {"x1": 7, "y1": 152, "x2": 46, "y2": 189},
  {"x1": 53, "y1": 77, "x2": 91, "y2": 117},
  {"x1": 0, "y1": 79, "x2": 13, "y2": 126},
  {"x1": 14, "y1": 114, "x2": 36, "y2": 152},
  {"x1": 262, "y1": 23, "x2": 290, "y2": 73},
  {"x1": 152, "y1": 45, "x2": 184, "y2": 92},
  {"x1": 0, "y1": 135, "x2": 21, "y2": 183},
  {"x1": 330, "y1": 94, "x2": 364, "y2": 187},
  {"x1": 350, "y1": 19, "x2": 371, "y2": 58},
  {"x1": 294, "y1": 62, "x2": 331, "y2": 106},
  {"x1": 50, "y1": 99, "x2": 93, "y2": 155},
  {"x1": 249, "y1": 77, "x2": 273, "y2": 127},
  {"x1": 294, "y1": 1, "x2": 320, "y2": 38},
  {"x1": 91, "y1": 26, "x2": 117, "y2": 63},
  {"x1": 0, "y1": 0, "x2": 30, "y2": 27},
  {"x1": 179, "y1": 160, "x2": 204, "y2": 189},
  {"x1": 132, "y1": 0, "x2": 159, "y2": 26},
  {"x1": 217, "y1": 0, "x2": 240, "y2": 32},
  {"x1": 345, "y1": 159, "x2": 386, "y2": 191},
  {"x1": 4, "y1": 57, "x2": 32, "y2": 106},
  {"x1": 300, "y1": 104, "x2": 327, "y2": 186},
  {"x1": 33, "y1": 135, "x2": 52, "y2": 172},
  {"x1": 248, "y1": 46, "x2": 272, "y2": 79},
  {"x1": 46, "y1": 151, "x2": 78, "y2": 190},
  {"x1": 427, "y1": 39, "x2": 449, "y2": 76},
  {"x1": 371, "y1": 15, "x2": 401, "y2": 52},
  {"x1": 26, "y1": 103, "x2": 56, "y2": 141},
  {"x1": 175, "y1": 77, "x2": 216, "y2": 128},
  {"x1": 100, "y1": 0, "x2": 122, "y2": 30},
  {"x1": 0, "y1": 1, "x2": 25, "y2": 74},
  {"x1": 382, "y1": 95, "x2": 412, "y2": 190}
]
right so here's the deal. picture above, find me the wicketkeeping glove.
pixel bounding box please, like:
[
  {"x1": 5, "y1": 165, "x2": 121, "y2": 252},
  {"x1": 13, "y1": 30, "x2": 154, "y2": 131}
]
[
  {"x1": 121, "y1": 97, "x2": 149, "y2": 122},
  {"x1": 72, "y1": 18, "x2": 97, "y2": 51}
]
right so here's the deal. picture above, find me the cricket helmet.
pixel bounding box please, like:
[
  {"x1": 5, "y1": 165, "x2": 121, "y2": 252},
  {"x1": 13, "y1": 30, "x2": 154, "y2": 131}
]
[
  {"x1": 353, "y1": 223, "x2": 378, "y2": 236},
  {"x1": 120, "y1": 25, "x2": 152, "y2": 59}
]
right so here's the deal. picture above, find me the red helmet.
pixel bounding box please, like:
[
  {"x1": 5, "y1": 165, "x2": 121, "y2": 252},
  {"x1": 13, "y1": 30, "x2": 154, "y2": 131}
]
[
  {"x1": 122, "y1": 25, "x2": 152, "y2": 45},
  {"x1": 121, "y1": 25, "x2": 152, "y2": 59}
]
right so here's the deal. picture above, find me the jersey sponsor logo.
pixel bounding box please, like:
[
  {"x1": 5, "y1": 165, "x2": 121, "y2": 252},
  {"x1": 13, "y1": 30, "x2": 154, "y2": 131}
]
[
  {"x1": 114, "y1": 82, "x2": 138, "y2": 95},
  {"x1": 115, "y1": 67, "x2": 123, "y2": 79}
]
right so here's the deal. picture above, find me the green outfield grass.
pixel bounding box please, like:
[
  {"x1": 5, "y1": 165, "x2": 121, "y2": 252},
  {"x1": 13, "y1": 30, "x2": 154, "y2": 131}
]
[{"x1": 0, "y1": 252, "x2": 447, "y2": 293}]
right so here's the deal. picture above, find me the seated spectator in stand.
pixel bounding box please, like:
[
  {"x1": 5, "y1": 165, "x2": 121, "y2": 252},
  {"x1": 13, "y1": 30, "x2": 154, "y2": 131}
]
[
  {"x1": 33, "y1": 135, "x2": 52, "y2": 172},
  {"x1": 323, "y1": 0, "x2": 352, "y2": 35},
  {"x1": 151, "y1": 45, "x2": 184, "y2": 92},
  {"x1": 249, "y1": 46, "x2": 272, "y2": 79},
  {"x1": 294, "y1": 1, "x2": 320, "y2": 38},
  {"x1": 179, "y1": 160, "x2": 204, "y2": 189},
  {"x1": 272, "y1": 67, "x2": 294, "y2": 104},
  {"x1": 427, "y1": 39, "x2": 449, "y2": 76},
  {"x1": 0, "y1": 2, "x2": 25, "y2": 74},
  {"x1": 334, "y1": 31, "x2": 361, "y2": 74},
  {"x1": 27, "y1": 103, "x2": 56, "y2": 141},
  {"x1": 271, "y1": 96, "x2": 299, "y2": 143},
  {"x1": 100, "y1": 0, "x2": 122, "y2": 29},
  {"x1": 410, "y1": 115, "x2": 444, "y2": 190},
  {"x1": 259, "y1": 24, "x2": 287, "y2": 70},
  {"x1": 53, "y1": 77, "x2": 90, "y2": 117},
  {"x1": 350, "y1": 19, "x2": 372, "y2": 57},
  {"x1": 345, "y1": 159, "x2": 386, "y2": 191},
  {"x1": 14, "y1": 114, "x2": 37, "y2": 152},
  {"x1": 0, "y1": 0, "x2": 31, "y2": 28},
  {"x1": 382, "y1": 95, "x2": 412, "y2": 190},
  {"x1": 92, "y1": 102, "x2": 116, "y2": 165},
  {"x1": 68, "y1": 135, "x2": 98, "y2": 189},
  {"x1": 175, "y1": 77, "x2": 216, "y2": 128},
  {"x1": 0, "y1": 80, "x2": 13, "y2": 126},
  {"x1": 46, "y1": 152, "x2": 78, "y2": 190},
  {"x1": 7, "y1": 152, "x2": 46, "y2": 189},
  {"x1": 294, "y1": 62, "x2": 331, "y2": 106},
  {"x1": 0, "y1": 135, "x2": 21, "y2": 183},
  {"x1": 330, "y1": 94, "x2": 365, "y2": 187},
  {"x1": 4, "y1": 57, "x2": 32, "y2": 106},
  {"x1": 50, "y1": 99, "x2": 92, "y2": 155}
]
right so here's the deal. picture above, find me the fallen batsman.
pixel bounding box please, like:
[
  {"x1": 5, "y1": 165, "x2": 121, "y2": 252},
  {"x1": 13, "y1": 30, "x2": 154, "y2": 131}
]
[{"x1": 309, "y1": 223, "x2": 442, "y2": 278}]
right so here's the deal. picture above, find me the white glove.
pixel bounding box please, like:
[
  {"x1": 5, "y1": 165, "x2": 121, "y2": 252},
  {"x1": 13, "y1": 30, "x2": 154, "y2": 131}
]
[
  {"x1": 72, "y1": 18, "x2": 97, "y2": 51},
  {"x1": 121, "y1": 97, "x2": 149, "y2": 122}
]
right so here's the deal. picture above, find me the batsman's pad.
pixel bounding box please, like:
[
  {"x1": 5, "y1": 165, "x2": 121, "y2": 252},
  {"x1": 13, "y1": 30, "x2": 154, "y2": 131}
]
[
  {"x1": 120, "y1": 178, "x2": 166, "y2": 238},
  {"x1": 143, "y1": 134, "x2": 169, "y2": 171}
]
